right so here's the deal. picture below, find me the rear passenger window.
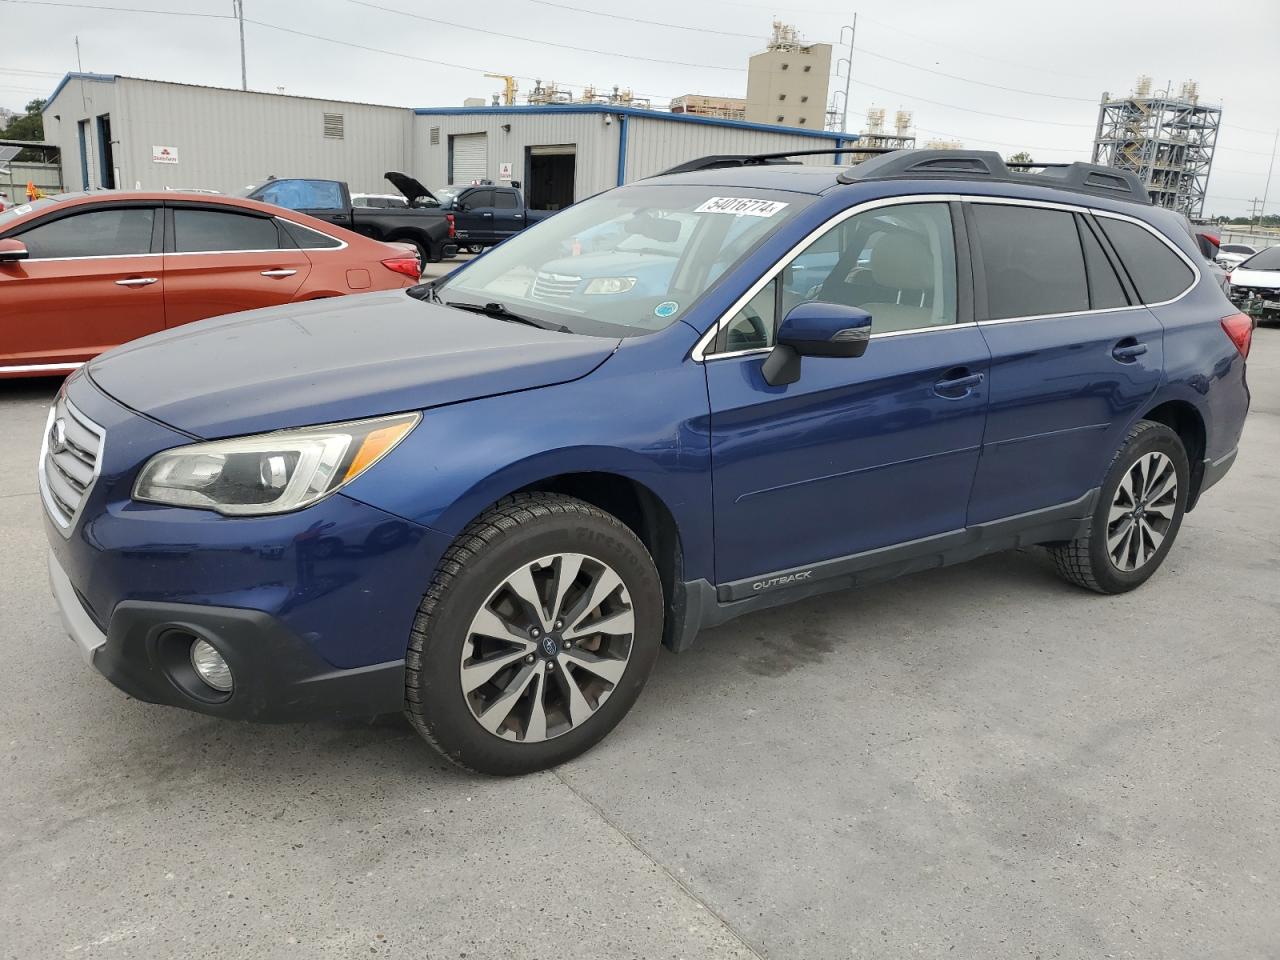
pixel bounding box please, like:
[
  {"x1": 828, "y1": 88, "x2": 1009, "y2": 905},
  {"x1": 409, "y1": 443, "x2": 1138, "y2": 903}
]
[
  {"x1": 280, "y1": 219, "x2": 342, "y2": 249},
  {"x1": 1097, "y1": 217, "x2": 1194, "y2": 304},
  {"x1": 495, "y1": 191, "x2": 519, "y2": 210},
  {"x1": 970, "y1": 204, "x2": 1088, "y2": 320},
  {"x1": 1077, "y1": 216, "x2": 1129, "y2": 310},
  {"x1": 173, "y1": 209, "x2": 282, "y2": 253}
]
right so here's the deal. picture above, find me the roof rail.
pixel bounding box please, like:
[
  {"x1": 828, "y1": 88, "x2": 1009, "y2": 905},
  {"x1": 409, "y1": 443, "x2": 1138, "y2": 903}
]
[
  {"x1": 836, "y1": 149, "x2": 1151, "y2": 205},
  {"x1": 654, "y1": 146, "x2": 895, "y2": 177}
]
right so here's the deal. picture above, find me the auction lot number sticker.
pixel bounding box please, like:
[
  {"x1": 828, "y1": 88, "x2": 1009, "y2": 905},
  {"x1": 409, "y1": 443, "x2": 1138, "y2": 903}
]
[{"x1": 694, "y1": 197, "x2": 790, "y2": 217}]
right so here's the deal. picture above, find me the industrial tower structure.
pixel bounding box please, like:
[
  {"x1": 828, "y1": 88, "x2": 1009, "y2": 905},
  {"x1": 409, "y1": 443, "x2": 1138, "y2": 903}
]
[{"x1": 1091, "y1": 77, "x2": 1221, "y2": 217}]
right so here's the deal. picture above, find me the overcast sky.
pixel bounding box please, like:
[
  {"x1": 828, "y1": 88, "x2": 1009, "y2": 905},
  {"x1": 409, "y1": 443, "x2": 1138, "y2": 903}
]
[{"x1": 2, "y1": 0, "x2": 1276, "y2": 215}]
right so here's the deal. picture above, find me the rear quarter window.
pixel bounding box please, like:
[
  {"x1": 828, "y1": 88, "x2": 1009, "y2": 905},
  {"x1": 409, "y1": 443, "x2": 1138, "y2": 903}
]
[{"x1": 1098, "y1": 217, "x2": 1195, "y2": 304}]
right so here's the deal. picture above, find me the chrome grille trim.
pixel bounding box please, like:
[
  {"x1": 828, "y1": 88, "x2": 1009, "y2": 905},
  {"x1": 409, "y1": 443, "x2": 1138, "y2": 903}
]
[
  {"x1": 38, "y1": 397, "x2": 105, "y2": 536},
  {"x1": 531, "y1": 271, "x2": 581, "y2": 301}
]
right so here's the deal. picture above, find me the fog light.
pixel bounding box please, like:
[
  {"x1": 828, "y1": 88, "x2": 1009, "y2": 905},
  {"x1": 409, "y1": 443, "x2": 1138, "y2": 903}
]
[{"x1": 189, "y1": 638, "x2": 233, "y2": 692}]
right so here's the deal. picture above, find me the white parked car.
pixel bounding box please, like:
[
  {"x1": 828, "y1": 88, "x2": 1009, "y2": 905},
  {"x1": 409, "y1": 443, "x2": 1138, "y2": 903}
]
[
  {"x1": 1216, "y1": 243, "x2": 1257, "y2": 269},
  {"x1": 1228, "y1": 246, "x2": 1280, "y2": 323}
]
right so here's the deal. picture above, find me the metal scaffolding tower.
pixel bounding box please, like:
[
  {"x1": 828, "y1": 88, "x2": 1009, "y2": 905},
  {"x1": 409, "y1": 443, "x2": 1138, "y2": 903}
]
[{"x1": 1091, "y1": 78, "x2": 1221, "y2": 217}]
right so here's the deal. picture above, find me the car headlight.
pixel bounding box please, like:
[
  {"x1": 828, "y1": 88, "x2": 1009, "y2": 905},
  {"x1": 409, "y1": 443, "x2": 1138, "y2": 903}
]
[
  {"x1": 133, "y1": 413, "x2": 419, "y2": 516},
  {"x1": 582, "y1": 276, "x2": 637, "y2": 295}
]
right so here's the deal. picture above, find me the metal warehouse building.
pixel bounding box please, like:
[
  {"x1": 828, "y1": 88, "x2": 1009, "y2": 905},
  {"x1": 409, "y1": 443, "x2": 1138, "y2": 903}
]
[{"x1": 42, "y1": 74, "x2": 856, "y2": 208}]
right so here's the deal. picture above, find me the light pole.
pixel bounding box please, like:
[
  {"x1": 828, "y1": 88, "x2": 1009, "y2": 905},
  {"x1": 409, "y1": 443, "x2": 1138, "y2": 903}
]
[
  {"x1": 233, "y1": 0, "x2": 247, "y2": 91},
  {"x1": 838, "y1": 14, "x2": 857, "y2": 134}
]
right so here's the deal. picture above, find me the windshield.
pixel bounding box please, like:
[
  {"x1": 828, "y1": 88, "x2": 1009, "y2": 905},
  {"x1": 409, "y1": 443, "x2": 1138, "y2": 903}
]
[
  {"x1": 1242, "y1": 246, "x2": 1280, "y2": 271},
  {"x1": 433, "y1": 187, "x2": 462, "y2": 205},
  {"x1": 1222, "y1": 244, "x2": 1255, "y2": 254},
  {"x1": 436, "y1": 183, "x2": 810, "y2": 336}
]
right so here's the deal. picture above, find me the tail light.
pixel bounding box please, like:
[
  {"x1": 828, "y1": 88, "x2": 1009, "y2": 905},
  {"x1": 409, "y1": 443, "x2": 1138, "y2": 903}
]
[
  {"x1": 381, "y1": 255, "x2": 422, "y2": 279},
  {"x1": 1220, "y1": 312, "x2": 1252, "y2": 358},
  {"x1": 446, "y1": 213, "x2": 456, "y2": 239}
]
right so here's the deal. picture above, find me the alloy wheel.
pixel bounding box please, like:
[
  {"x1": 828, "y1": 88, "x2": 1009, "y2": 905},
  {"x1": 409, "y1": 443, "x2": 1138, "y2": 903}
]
[
  {"x1": 1107, "y1": 451, "x2": 1178, "y2": 572},
  {"x1": 459, "y1": 553, "x2": 634, "y2": 742}
]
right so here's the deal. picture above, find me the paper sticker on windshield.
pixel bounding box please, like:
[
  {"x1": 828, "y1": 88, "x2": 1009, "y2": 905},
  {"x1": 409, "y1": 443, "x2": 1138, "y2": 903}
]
[
  {"x1": 694, "y1": 197, "x2": 789, "y2": 218},
  {"x1": 654, "y1": 301, "x2": 679, "y2": 318}
]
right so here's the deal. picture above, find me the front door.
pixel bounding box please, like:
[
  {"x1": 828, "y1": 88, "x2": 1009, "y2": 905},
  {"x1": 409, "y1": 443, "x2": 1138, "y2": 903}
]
[
  {"x1": 0, "y1": 203, "x2": 164, "y2": 371},
  {"x1": 162, "y1": 204, "x2": 309, "y2": 328},
  {"x1": 706, "y1": 200, "x2": 991, "y2": 589},
  {"x1": 964, "y1": 202, "x2": 1167, "y2": 523}
]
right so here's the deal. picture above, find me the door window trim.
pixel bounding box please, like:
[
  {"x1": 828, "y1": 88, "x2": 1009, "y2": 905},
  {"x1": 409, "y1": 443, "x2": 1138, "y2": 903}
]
[
  {"x1": 161, "y1": 201, "x2": 348, "y2": 255},
  {"x1": 3, "y1": 202, "x2": 162, "y2": 262},
  {"x1": 693, "y1": 193, "x2": 968, "y2": 362},
  {"x1": 693, "y1": 193, "x2": 1201, "y2": 361},
  {"x1": 965, "y1": 198, "x2": 1199, "y2": 326}
]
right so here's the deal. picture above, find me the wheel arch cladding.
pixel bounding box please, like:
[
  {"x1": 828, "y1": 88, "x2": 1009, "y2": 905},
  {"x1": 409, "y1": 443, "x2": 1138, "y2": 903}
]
[
  {"x1": 513, "y1": 471, "x2": 685, "y2": 616},
  {"x1": 1140, "y1": 398, "x2": 1207, "y2": 507}
]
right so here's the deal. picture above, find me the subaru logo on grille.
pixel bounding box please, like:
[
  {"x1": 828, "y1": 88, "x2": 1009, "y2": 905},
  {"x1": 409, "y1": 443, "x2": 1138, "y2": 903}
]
[{"x1": 48, "y1": 418, "x2": 68, "y2": 455}]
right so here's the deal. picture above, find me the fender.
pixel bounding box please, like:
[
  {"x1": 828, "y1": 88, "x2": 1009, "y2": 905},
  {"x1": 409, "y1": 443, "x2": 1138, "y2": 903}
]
[{"x1": 340, "y1": 322, "x2": 718, "y2": 582}]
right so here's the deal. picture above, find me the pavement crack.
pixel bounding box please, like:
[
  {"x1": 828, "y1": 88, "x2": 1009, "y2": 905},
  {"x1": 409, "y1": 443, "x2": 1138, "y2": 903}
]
[
  {"x1": 550, "y1": 767, "x2": 768, "y2": 960},
  {"x1": 0, "y1": 490, "x2": 38, "y2": 501}
]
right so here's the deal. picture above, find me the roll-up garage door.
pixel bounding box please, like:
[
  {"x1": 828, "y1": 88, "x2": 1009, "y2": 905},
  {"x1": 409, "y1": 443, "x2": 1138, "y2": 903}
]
[{"x1": 450, "y1": 133, "x2": 488, "y2": 185}]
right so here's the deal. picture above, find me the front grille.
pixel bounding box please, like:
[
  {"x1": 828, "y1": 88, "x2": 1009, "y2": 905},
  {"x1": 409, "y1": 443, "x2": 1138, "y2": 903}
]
[
  {"x1": 39, "y1": 396, "x2": 104, "y2": 534},
  {"x1": 531, "y1": 271, "x2": 581, "y2": 301}
]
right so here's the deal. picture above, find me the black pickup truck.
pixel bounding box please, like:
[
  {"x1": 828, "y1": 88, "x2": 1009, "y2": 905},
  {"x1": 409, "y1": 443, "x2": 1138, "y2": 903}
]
[
  {"x1": 384, "y1": 174, "x2": 553, "y2": 252},
  {"x1": 243, "y1": 175, "x2": 458, "y2": 263}
]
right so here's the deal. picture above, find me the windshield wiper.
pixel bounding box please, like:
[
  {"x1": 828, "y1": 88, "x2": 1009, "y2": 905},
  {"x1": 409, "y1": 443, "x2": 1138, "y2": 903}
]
[{"x1": 444, "y1": 300, "x2": 569, "y2": 333}]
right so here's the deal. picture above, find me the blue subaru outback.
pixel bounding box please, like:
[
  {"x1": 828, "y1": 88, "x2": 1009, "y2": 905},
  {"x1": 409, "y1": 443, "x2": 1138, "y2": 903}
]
[{"x1": 41, "y1": 150, "x2": 1251, "y2": 775}]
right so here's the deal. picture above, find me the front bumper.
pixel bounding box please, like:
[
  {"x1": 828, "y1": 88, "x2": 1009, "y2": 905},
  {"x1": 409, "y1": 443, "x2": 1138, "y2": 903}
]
[
  {"x1": 49, "y1": 548, "x2": 408, "y2": 722},
  {"x1": 42, "y1": 372, "x2": 453, "y2": 722}
]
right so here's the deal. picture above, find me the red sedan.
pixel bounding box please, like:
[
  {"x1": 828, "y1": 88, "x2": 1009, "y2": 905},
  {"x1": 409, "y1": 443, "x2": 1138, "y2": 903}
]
[{"x1": 0, "y1": 191, "x2": 422, "y2": 378}]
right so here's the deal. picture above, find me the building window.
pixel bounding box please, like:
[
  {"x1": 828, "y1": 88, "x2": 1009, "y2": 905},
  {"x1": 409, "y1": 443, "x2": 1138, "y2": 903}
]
[
  {"x1": 776, "y1": 115, "x2": 784, "y2": 123},
  {"x1": 780, "y1": 62, "x2": 789, "y2": 70},
  {"x1": 778, "y1": 93, "x2": 786, "y2": 101},
  {"x1": 430, "y1": 126, "x2": 440, "y2": 145},
  {"x1": 800, "y1": 95, "x2": 808, "y2": 103},
  {"x1": 323, "y1": 112, "x2": 345, "y2": 139},
  {"x1": 803, "y1": 65, "x2": 812, "y2": 72},
  {"x1": 798, "y1": 118, "x2": 807, "y2": 125}
]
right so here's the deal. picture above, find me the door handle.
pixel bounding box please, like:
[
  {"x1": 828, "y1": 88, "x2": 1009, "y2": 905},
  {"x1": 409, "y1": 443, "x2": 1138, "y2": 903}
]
[
  {"x1": 114, "y1": 277, "x2": 158, "y2": 287},
  {"x1": 934, "y1": 370, "x2": 984, "y2": 397},
  {"x1": 260, "y1": 269, "x2": 298, "y2": 278},
  {"x1": 1112, "y1": 339, "x2": 1148, "y2": 362}
]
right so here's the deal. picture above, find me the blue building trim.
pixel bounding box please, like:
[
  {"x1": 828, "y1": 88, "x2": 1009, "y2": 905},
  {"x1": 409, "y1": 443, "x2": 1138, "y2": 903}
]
[
  {"x1": 616, "y1": 114, "x2": 629, "y2": 186},
  {"x1": 414, "y1": 103, "x2": 857, "y2": 143},
  {"x1": 42, "y1": 72, "x2": 117, "y2": 112}
]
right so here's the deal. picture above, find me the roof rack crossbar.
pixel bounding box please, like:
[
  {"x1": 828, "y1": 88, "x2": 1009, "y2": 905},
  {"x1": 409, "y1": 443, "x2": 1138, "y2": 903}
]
[{"x1": 836, "y1": 149, "x2": 1151, "y2": 205}]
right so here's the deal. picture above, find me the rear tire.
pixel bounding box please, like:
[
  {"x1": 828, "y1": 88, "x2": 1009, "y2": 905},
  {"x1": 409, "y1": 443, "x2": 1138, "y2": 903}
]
[
  {"x1": 1049, "y1": 420, "x2": 1189, "y2": 594},
  {"x1": 405, "y1": 493, "x2": 664, "y2": 776}
]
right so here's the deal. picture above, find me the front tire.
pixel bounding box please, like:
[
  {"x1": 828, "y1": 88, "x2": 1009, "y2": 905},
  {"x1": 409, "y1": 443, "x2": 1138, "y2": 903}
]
[
  {"x1": 1049, "y1": 420, "x2": 1189, "y2": 594},
  {"x1": 405, "y1": 493, "x2": 664, "y2": 775}
]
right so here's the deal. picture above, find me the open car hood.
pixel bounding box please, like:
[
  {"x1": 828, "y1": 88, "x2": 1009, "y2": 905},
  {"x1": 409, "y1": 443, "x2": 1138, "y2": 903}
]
[{"x1": 385, "y1": 171, "x2": 437, "y2": 206}]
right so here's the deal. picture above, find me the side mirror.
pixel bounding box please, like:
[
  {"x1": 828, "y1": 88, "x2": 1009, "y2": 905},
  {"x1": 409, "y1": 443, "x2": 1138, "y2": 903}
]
[
  {"x1": 762, "y1": 301, "x2": 872, "y2": 387},
  {"x1": 0, "y1": 238, "x2": 29, "y2": 263}
]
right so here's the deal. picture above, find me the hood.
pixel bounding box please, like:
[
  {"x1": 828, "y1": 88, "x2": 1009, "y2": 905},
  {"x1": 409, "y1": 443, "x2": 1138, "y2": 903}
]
[
  {"x1": 385, "y1": 171, "x2": 436, "y2": 206},
  {"x1": 88, "y1": 291, "x2": 618, "y2": 438},
  {"x1": 1230, "y1": 266, "x2": 1280, "y2": 289}
]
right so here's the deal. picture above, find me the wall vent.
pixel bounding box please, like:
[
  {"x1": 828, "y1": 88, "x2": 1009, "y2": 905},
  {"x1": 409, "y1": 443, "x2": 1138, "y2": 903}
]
[{"x1": 323, "y1": 113, "x2": 345, "y2": 139}]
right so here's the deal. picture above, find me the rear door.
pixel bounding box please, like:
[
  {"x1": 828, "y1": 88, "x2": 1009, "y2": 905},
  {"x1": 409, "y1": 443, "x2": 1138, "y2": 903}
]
[
  {"x1": 162, "y1": 202, "x2": 310, "y2": 328},
  {"x1": 491, "y1": 189, "x2": 527, "y2": 241},
  {"x1": 0, "y1": 202, "x2": 163, "y2": 371},
  {"x1": 965, "y1": 200, "x2": 1165, "y2": 523}
]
